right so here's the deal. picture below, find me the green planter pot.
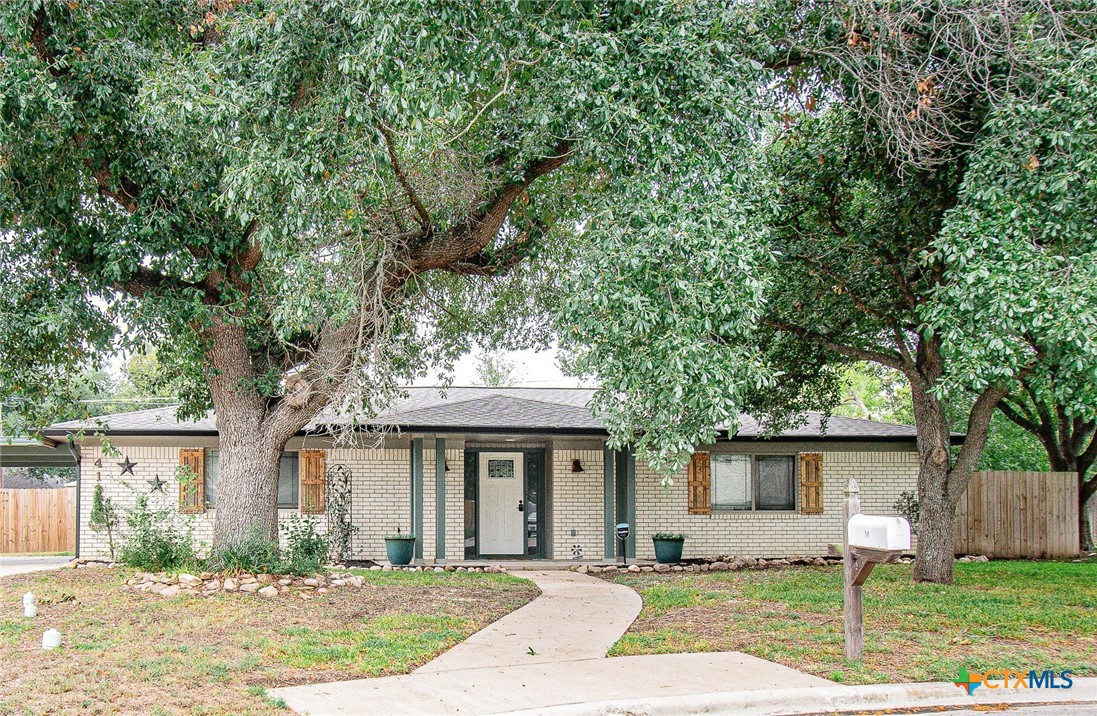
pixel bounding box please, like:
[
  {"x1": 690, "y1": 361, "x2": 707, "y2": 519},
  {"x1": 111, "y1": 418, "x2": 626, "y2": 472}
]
[
  {"x1": 385, "y1": 537, "x2": 416, "y2": 566},
  {"x1": 652, "y1": 537, "x2": 685, "y2": 564}
]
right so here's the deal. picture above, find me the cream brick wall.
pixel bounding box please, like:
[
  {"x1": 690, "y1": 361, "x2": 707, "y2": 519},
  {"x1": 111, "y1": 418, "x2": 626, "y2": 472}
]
[
  {"x1": 77, "y1": 441, "x2": 470, "y2": 563},
  {"x1": 633, "y1": 442, "x2": 919, "y2": 559},
  {"x1": 78, "y1": 437, "x2": 917, "y2": 563},
  {"x1": 422, "y1": 446, "x2": 466, "y2": 562},
  {"x1": 77, "y1": 444, "x2": 323, "y2": 558},
  {"x1": 551, "y1": 449, "x2": 605, "y2": 560},
  {"x1": 332, "y1": 446, "x2": 409, "y2": 561}
]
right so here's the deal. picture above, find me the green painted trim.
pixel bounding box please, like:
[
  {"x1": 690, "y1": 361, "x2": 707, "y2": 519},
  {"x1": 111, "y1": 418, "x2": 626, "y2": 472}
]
[
  {"x1": 614, "y1": 447, "x2": 637, "y2": 560},
  {"x1": 625, "y1": 449, "x2": 637, "y2": 559},
  {"x1": 435, "y1": 436, "x2": 446, "y2": 562},
  {"x1": 411, "y1": 437, "x2": 424, "y2": 560},
  {"x1": 603, "y1": 445, "x2": 615, "y2": 559}
]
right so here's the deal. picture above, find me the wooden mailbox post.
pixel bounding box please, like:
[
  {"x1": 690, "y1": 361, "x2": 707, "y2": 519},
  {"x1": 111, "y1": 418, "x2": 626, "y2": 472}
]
[{"x1": 842, "y1": 478, "x2": 911, "y2": 661}]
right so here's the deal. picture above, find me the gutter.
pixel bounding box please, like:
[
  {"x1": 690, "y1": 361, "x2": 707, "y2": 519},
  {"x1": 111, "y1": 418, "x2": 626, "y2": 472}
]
[
  {"x1": 41, "y1": 426, "x2": 931, "y2": 444},
  {"x1": 65, "y1": 438, "x2": 81, "y2": 559}
]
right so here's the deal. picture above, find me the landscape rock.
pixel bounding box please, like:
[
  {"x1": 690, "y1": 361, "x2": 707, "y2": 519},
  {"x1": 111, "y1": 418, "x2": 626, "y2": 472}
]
[
  {"x1": 179, "y1": 570, "x2": 204, "y2": 587},
  {"x1": 258, "y1": 586, "x2": 279, "y2": 597},
  {"x1": 653, "y1": 563, "x2": 671, "y2": 573},
  {"x1": 160, "y1": 585, "x2": 181, "y2": 598},
  {"x1": 238, "y1": 582, "x2": 261, "y2": 593},
  {"x1": 223, "y1": 578, "x2": 239, "y2": 591}
]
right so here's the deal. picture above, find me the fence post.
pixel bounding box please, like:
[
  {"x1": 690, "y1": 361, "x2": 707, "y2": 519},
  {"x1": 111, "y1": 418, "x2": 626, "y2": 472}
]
[{"x1": 843, "y1": 478, "x2": 863, "y2": 661}]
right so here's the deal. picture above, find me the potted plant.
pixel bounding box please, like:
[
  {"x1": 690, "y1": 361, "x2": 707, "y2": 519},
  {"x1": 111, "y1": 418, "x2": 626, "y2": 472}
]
[
  {"x1": 384, "y1": 528, "x2": 417, "y2": 566},
  {"x1": 651, "y1": 533, "x2": 686, "y2": 564}
]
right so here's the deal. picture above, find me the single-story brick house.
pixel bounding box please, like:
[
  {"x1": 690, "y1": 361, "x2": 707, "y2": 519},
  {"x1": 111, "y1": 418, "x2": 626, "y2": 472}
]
[{"x1": 45, "y1": 387, "x2": 926, "y2": 562}]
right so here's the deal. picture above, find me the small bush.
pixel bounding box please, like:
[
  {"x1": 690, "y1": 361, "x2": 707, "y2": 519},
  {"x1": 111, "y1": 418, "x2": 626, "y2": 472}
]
[
  {"x1": 208, "y1": 519, "x2": 329, "y2": 575},
  {"x1": 893, "y1": 490, "x2": 920, "y2": 534},
  {"x1": 280, "y1": 517, "x2": 328, "y2": 573},
  {"x1": 209, "y1": 524, "x2": 281, "y2": 574},
  {"x1": 118, "y1": 496, "x2": 198, "y2": 571}
]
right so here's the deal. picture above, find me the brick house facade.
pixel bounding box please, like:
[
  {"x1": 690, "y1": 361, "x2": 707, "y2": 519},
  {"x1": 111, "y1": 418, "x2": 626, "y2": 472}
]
[{"x1": 49, "y1": 388, "x2": 924, "y2": 562}]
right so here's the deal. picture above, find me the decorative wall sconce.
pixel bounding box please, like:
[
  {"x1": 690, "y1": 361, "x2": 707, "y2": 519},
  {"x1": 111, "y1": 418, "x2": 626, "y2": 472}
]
[{"x1": 571, "y1": 459, "x2": 584, "y2": 473}]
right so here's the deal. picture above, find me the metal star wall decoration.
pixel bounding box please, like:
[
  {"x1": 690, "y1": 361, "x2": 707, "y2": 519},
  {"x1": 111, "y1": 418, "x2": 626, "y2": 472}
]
[
  {"x1": 118, "y1": 457, "x2": 138, "y2": 475},
  {"x1": 147, "y1": 474, "x2": 166, "y2": 493}
]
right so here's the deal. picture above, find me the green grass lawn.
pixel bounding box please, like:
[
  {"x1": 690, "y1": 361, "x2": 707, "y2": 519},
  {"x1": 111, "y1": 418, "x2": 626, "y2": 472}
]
[
  {"x1": 610, "y1": 560, "x2": 1096, "y2": 685},
  {"x1": 0, "y1": 567, "x2": 537, "y2": 715}
]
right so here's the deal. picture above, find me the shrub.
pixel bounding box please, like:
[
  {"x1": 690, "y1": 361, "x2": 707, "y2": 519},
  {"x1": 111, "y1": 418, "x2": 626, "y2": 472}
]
[
  {"x1": 893, "y1": 490, "x2": 921, "y2": 534},
  {"x1": 89, "y1": 484, "x2": 119, "y2": 558},
  {"x1": 279, "y1": 517, "x2": 329, "y2": 575},
  {"x1": 209, "y1": 524, "x2": 281, "y2": 574},
  {"x1": 118, "y1": 495, "x2": 197, "y2": 571},
  {"x1": 208, "y1": 519, "x2": 329, "y2": 575}
]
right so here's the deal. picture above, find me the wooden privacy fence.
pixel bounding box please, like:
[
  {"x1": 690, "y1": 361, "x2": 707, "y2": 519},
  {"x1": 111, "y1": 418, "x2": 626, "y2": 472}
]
[
  {"x1": 0, "y1": 487, "x2": 76, "y2": 554},
  {"x1": 955, "y1": 471, "x2": 1078, "y2": 559}
]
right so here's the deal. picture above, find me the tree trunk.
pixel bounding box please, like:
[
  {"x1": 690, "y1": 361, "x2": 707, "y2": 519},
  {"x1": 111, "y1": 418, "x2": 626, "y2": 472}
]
[
  {"x1": 204, "y1": 321, "x2": 304, "y2": 552},
  {"x1": 908, "y1": 373, "x2": 958, "y2": 583},
  {"x1": 1080, "y1": 475, "x2": 1096, "y2": 552},
  {"x1": 211, "y1": 416, "x2": 285, "y2": 549},
  {"x1": 913, "y1": 462, "x2": 956, "y2": 583}
]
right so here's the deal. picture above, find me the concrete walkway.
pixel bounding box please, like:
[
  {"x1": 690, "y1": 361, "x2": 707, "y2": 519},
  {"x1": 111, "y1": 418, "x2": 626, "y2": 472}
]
[
  {"x1": 0, "y1": 555, "x2": 72, "y2": 578},
  {"x1": 270, "y1": 571, "x2": 829, "y2": 715}
]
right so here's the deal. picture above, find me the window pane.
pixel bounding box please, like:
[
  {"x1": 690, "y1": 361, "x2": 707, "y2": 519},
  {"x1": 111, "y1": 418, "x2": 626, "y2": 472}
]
[
  {"x1": 204, "y1": 450, "x2": 219, "y2": 508},
  {"x1": 712, "y1": 455, "x2": 751, "y2": 509},
  {"x1": 278, "y1": 453, "x2": 299, "y2": 509},
  {"x1": 756, "y1": 456, "x2": 795, "y2": 510}
]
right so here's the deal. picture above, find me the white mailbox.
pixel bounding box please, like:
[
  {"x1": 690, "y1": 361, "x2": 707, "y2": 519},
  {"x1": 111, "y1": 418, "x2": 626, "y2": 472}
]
[{"x1": 847, "y1": 514, "x2": 911, "y2": 551}]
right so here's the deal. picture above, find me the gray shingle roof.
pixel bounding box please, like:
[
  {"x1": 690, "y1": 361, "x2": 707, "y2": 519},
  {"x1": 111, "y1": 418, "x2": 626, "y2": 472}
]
[{"x1": 46, "y1": 386, "x2": 922, "y2": 441}]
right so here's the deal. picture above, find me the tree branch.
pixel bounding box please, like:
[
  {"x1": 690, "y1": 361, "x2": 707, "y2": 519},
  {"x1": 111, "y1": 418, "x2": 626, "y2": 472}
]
[
  {"x1": 379, "y1": 124, "x2": 432, "y2": 234},
  {"x1": 762, "y1": 317, "x2": 904, "y2": 369}
]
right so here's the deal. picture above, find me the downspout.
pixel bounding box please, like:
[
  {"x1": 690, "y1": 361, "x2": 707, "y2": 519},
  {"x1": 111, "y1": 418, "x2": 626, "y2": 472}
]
[{"x1": 66, "y1": 435, "x2": 81, "y2": 559}]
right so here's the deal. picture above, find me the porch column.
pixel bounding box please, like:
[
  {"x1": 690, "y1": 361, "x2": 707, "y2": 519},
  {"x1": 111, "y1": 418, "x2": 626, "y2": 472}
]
[
  {"x1": 435, "y1": 436, "x2": 446, "y2": 562},
  {"x1": 625, "y1": 448, "x2": 636, "y2": 559},
  {"x1": 410, "y1": 437, "x2": 424, "y2": 561},
  {"x1": 603, "y1": 445, "x2": 615, "y2": 559},
  {"x1": 615, "y1": 447, "x2": 636, "y2": 560}
]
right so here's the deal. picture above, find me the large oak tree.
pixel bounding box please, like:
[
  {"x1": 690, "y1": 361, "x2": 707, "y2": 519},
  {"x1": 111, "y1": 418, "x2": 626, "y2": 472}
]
[
  {"x1": 0, "y1": 1, "x2": 755, "y2": 549},
  {"x1": 562, "y1": 2, "x2": 1097, "y2": 583}
]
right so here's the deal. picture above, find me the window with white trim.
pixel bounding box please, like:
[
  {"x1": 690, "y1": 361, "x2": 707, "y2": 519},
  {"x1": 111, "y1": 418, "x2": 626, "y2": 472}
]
[{"x1": 712, "y1": 454, "x2": 796, "y2": 511}]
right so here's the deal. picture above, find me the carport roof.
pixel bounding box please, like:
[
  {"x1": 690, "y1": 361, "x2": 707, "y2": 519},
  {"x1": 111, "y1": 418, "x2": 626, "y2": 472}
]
[
  {"x1": 44, "y1": 386, "x2": 929, "y2": 442},
  {"x1": 0, "y1": 437, "x2": 79, "y2": 468}
]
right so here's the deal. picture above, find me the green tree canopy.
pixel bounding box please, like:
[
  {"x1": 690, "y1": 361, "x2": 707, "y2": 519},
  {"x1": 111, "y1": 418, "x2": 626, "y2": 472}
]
[
  {"x1": 559, "y1": 2, "x2": 1097, "y2": 583},
  {"x1": 1, "y1": 1, "x2": 758, "y2": 547}
]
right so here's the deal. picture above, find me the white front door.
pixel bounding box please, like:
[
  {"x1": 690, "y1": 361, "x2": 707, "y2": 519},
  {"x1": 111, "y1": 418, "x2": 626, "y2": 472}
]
[{"x1": 478, "y1": 452, "x2": 525, "y2": 555}]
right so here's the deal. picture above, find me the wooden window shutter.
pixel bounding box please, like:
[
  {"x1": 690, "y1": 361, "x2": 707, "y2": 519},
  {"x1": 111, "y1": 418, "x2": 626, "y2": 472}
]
[
  {"x1": 299, "y1": 450, "x2": 326, "y2": 514},
  {"x1": 178, "y1": 448, "x2": 206, "y2": 514},
  {"x1": 799, "y1": 453, "x2": 823, "y2": 514},
  {"x1": 687, "y1": 452, "x2": 711, "y2": 515}
]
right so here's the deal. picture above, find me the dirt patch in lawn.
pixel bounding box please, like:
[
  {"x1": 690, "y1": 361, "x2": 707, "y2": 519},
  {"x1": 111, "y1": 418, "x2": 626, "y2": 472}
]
[
  {"x1": 0, "y1": 567, "x2": 538, "y2": 715},
  {"x1": 609, "y1": 561, "x2": 1097, "y2": 685}
]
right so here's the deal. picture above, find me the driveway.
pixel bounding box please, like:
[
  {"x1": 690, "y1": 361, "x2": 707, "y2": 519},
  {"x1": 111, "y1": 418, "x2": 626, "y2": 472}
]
[
  {"x1": 269, "y1": 570, "x2": 829, "y2": 715},
  {"x1": 0, "y1": 555, "x2": 73, "y2": 578}
]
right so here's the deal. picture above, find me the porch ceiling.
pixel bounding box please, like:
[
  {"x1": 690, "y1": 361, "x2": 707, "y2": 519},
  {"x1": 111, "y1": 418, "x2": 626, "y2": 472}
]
[{"x1": 0, "y1": 439, "x2": 78, "y2": 468}]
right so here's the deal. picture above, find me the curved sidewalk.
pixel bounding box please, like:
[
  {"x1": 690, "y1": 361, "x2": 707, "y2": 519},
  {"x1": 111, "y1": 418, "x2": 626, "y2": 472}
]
[{"x1": 270, "y1": 571, "x2": 828, "y2": 715}]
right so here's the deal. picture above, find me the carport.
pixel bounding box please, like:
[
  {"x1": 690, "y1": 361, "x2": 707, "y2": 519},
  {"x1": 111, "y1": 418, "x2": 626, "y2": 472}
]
[{"x1": 0, "y1": 437, "x2": 80, "y2": 556}]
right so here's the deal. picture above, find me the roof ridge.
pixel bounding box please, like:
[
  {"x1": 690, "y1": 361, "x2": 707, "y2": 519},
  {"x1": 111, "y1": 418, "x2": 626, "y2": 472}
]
[{"x1": 802, "y1": 410, "x2": 915, "y2": 429}]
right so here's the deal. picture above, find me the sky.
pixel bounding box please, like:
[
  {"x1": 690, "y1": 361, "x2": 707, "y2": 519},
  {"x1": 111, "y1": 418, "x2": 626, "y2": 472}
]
[{"x1": 423, "y1": 346, "x2": 591, "y2": 388}]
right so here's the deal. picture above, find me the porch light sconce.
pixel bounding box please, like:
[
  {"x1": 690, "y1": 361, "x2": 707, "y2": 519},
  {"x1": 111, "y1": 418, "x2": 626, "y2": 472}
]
[{"x1": 571, "y1": 459, "x2": 584, "y2": 473}]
